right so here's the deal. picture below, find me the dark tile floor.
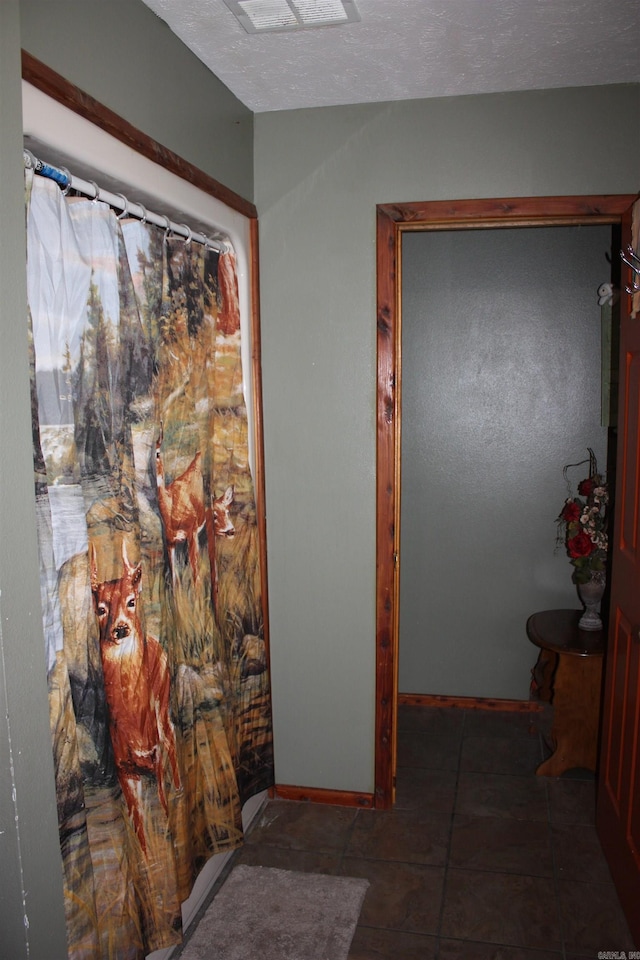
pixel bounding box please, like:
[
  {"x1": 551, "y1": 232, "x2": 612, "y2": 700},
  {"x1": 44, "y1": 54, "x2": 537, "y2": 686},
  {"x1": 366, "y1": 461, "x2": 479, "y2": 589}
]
[{"x1": 232, "y1": 704, "x2": 634, "y2": 959}]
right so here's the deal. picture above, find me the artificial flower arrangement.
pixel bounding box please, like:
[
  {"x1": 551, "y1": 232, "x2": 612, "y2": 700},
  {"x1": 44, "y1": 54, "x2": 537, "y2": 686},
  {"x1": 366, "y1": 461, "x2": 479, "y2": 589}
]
[{"x1": 556, "y1": 449, "x2": 608, "y2": 585}]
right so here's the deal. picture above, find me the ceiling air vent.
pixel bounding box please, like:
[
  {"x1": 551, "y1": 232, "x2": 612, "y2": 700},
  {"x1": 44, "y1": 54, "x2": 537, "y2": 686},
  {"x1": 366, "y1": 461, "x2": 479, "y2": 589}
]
[{"x1": 225, "y1": 0, "x2": 360, "y2": 34}]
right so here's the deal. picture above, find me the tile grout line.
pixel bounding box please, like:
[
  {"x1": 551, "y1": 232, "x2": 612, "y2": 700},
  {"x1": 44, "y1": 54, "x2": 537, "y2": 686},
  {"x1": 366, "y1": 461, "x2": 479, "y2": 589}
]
[
  {"x1": 338, "y1": 806, "x2": 361, "y2": 876},
  {"x1": 433, "y1": 708, "x2": 467, "y2": 957},
  {"x1": 541, "y1": 724, "x2": 568, "y2": 960}
]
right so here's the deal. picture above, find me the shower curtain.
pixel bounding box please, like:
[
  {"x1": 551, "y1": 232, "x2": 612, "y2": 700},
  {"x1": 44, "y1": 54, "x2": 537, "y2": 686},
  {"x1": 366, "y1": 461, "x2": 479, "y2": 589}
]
[{"x1": 25, "y1": 169, "x2": 273, "y2": 959}]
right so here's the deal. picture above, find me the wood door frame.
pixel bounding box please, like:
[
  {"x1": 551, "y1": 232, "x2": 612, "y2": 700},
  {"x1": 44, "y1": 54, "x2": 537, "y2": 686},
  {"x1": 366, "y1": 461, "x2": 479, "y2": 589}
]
[{"x1": 375, "y1": 194, "x2": 636, "y2": 809}]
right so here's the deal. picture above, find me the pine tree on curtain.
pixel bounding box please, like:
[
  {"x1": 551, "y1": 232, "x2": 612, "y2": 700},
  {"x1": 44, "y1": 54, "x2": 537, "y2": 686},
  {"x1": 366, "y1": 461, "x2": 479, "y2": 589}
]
[{"x1": 25, "y1": 169, "x2": 273, "y2": 959}]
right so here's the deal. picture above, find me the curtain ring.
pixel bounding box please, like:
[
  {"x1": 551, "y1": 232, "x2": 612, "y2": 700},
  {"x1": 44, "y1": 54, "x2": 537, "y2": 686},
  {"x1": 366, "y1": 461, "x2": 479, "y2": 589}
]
[
  {"x1": 116, "y1": 194, "x2": 129, "y2": 220},
  {"x1": 137, "y1": 203, "x2": 148, "y2": 225},
  {"x1": 89, "y1": 181, "x2": 100, "y2": 202},
  {"x1": 60, "y1": 167, "x2": 72, "y2": 196},
  {"x1": 161, "y1": 215, "x2": 171, "y2": 242},
  {"x1": 180, "y1": 224, "x2": 192, "y2": 245}
]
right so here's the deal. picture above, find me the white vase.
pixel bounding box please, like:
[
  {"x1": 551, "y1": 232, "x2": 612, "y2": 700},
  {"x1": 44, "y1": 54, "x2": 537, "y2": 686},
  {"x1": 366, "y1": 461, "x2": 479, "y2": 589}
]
[{"x1": 577, "y1": 575, "x2": 606, "y2": 631}]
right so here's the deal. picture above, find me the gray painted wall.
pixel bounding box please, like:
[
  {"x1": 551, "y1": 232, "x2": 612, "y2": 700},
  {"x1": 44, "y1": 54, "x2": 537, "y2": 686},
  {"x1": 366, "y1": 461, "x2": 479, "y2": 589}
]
[
  {"x1": 400, "y1": 226, "x2": 611, "y2": 699},
  {"x1": 20, "y1": 0, "x2": 254, "y2": 202},
  {"x1": 0, "y1": 4, "x2": 68, "y2": 957},
  {"x1": 254, "y1": 86, "x2": 640, "y2": 793}
]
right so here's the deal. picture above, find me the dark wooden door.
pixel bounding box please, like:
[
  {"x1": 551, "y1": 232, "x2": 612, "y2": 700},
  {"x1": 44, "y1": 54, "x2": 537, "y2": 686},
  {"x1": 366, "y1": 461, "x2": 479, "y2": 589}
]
[{"x1": 597, "y1": 196, "x2": 640, "y2": 946}]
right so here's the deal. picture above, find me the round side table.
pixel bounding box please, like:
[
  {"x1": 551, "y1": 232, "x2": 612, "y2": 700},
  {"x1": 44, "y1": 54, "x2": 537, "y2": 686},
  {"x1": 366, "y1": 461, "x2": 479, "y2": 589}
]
[{"x1": 526, "y1": 609, "x2": 605, "y2": 777}]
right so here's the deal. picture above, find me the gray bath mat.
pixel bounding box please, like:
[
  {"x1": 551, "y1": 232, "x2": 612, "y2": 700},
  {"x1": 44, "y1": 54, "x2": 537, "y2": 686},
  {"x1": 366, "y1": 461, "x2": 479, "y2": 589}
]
[{"x1": 179, "y1": 864, "x2": 369, "y2": 960}]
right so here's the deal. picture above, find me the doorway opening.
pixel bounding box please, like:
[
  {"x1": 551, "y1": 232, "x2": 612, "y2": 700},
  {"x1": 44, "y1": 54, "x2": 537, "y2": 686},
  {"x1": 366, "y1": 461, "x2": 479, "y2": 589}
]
[{"x1": 374, "y1": 195, "x2": 636, "y2": 809}]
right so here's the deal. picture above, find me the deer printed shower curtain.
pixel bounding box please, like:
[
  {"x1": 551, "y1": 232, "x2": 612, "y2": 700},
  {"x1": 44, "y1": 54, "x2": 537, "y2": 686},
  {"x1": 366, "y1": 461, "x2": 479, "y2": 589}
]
[{"x1": 25, "y1": 169, "x2": 273, "y2": 959}]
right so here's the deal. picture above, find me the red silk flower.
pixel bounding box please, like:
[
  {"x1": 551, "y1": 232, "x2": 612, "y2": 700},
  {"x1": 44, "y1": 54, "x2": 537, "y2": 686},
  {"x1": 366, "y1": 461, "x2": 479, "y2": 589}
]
[
  {"x1": 560, "y1": 501, "x2": 581, "y2": 523},
  {"x1": 567, "y1": 531, "x2": 594, "y2": 558},
  {"x1": 578, "y1": 477, "x2": 595, "y2": 497}
]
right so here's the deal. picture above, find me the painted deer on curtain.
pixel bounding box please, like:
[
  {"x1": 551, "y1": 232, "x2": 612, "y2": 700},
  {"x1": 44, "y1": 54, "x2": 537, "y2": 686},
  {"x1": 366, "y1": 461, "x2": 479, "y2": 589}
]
[
  {"x1": 155, "y1": 420, "x2": 207, "y2": 587},
  {"x1": 155, "y1": 423, "x2": 236, "y2": 613},
  {"x1": 90, "y1": 541, "x2": 181, "y2": 854}
]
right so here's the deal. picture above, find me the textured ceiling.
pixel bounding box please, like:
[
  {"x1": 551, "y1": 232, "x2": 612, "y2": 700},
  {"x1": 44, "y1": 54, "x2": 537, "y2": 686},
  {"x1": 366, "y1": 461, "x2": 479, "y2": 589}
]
[{"x1": 141, "y1": 0, "x2": 640, "y2": 113}]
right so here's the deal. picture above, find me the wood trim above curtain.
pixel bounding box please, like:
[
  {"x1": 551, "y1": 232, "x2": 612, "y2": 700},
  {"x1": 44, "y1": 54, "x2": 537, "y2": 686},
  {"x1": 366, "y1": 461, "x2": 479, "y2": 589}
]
[{"x1": 21, "y1": 51, "x2": 258, "y2": 221}]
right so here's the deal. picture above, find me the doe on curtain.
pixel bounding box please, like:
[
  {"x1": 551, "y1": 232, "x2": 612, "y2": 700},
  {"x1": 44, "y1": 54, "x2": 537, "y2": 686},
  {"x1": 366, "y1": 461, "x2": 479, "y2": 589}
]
[{"x1": 25, "y1": 168, "x2": 273, "y2": 959}]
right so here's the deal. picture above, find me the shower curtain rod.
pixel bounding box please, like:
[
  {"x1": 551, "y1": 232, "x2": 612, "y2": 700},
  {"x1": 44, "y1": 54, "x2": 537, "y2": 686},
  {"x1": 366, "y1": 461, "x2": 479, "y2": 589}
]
[{"x1": 23, "y1": 149, "x2": 227, "y2": 253}]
